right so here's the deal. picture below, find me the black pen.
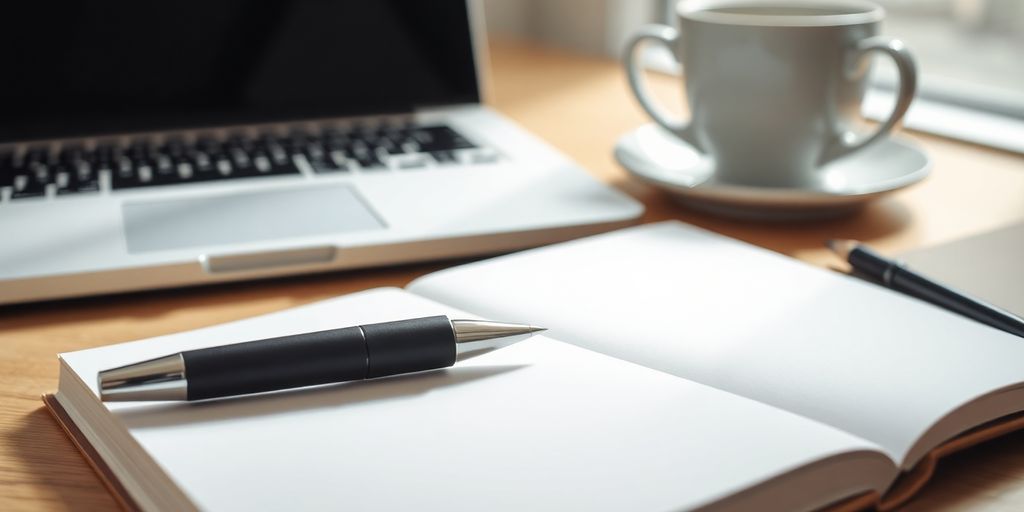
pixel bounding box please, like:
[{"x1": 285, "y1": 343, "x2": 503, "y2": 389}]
[
  {"x1": 828, "y1": 239, "x2": 1024, "y2": 338},
  {"x1": 98, "y1": 315, "x2": 545, "y2": 402}
]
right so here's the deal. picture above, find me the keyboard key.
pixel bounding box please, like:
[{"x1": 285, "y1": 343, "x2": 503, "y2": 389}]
[
  {"x1": 272, "y1": 156, "x2": 301, "y2": 175},
  {"x1": 215, "y1": 158, "x2": 233, "y2": 176},
  {"x1": 415, "y1": 126, "x2": 477, "y2": 152},
  {"x1": 89, "y1": 122, "x2": 483, "y2": 192},
  {"x1": 430, "y1": 150, "x2": 458, "y2": 165},
  {"x1": 305, "y1": 141, "x2": 347, "y2": 173},
  {"x1": 177, "y1": 162, "x2": 194, "y2": 180},
  {"x1": 305, "y1": 142, "x2": 325, "y2": 162},
  {"x1": 137, "y1": 165, "x2": 154, "y2": 184},
  {"x1": 345, "y1": 144, "x2": 385, "y2": 170},
  {"x1": 193, "y1": 151, "x2": 214, "y2": 173},
  {"x1": 350, "y1": 140, "x2": 370, "y2": 155},
  {"x1": 329, "y1": 150, "x2": 348, "y2": 168},
  {"x1": 11, "y1": 173, "x2": 45, "y2": 199},
  {"x1": 392, "y1": 153, "x2": 428, "y2": 169},
  {"x1": 270, "y1": 145, "x2": 289, "y2": 166},
  {"x1": 401, "y1": 140, "x2": 421, "y2": 153},
  {"x1": 353, "y1": 153, "x2": 386, "y2": 170},
  {"x1": 230, "y1": 148, "x2": 252, "y2": 172},
  {"x1": 309, "y1": 162, "x2": 348, "y2": 173},
  {"x1": 74, "y1": 160, "x2": 93, "y2": 179},
  {"x1": 378, "y1": 137, "x2": 403, "y2": 155},
  {"x1": 147, "y1": 153, "x2": 176, "y2": 184},
  {"x1": 111, "y1": 157, "x2": 135, "y2": 189},
  {"x1": 155, "y1": 154, "x2": 173, "y2": 173},
  {"x1": 76, "y1": 161, "x2": 99, "y2": 191},
  {"x1": 253, "y1": 154, "x2": 272, "y2": 174},
  {"x1": 76, "y1": 176, "x2": 101, "y2": 193},
  {"x1": 56, "y1": 168, "x2": 78, "y2": 195}
]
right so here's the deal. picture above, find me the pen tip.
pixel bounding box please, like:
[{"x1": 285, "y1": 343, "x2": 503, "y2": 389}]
[{"x1": 451, "y1": 319, "x2": 546, "y2": 343}]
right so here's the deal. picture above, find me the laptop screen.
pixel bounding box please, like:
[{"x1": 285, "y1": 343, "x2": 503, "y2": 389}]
[{"x1": 0, "y1": 1, "x2": 479, "y2": 142}]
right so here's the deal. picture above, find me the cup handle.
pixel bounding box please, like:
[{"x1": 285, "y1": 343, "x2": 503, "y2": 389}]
[
  {"x1": 624, "y1": 25, "x2": 701, "y2": 150},
  {"x1": 821, "y1": 36, "x2": 917, "y2": 165}
]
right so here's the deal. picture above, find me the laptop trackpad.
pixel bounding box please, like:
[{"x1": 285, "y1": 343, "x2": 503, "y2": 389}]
[{"x1": 123, "y1": 185, "x2": 385, "y2": 253}]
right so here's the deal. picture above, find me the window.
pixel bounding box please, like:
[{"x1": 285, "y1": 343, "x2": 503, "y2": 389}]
[
  {"x1": 484, "y1": 0, "x2": 1024, "y2": 152},
  {"x1": 874, "y1": 0, "x2": 1024, "y2": 118}
]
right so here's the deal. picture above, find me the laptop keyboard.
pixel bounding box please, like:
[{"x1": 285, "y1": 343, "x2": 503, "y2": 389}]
[{"x1": 0, "y1": 123, "x2": 494, "y2": 201}]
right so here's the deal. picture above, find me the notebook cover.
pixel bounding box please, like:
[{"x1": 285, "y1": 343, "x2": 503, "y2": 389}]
[
  {"x1": 877, "y1": 410, "x2": 1024, "y2": 511},
  {"x1": 820, "y1": 492, "x2": 879, "y2": 512},
  {"x1": 42, "y1": 393, "x2": 141, "y2": 512}
]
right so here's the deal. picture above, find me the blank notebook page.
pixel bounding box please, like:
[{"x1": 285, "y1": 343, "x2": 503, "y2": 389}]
[
  {"x1": 61, "y1": 288, "x2": 882, "y2": 511},
  {"x1": 408, "y1": 222, "x2": 1024, "y2": 467}
]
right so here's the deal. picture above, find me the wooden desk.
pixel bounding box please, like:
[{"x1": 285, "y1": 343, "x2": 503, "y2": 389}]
[{"x1": 2, "y1": 39, "x2": 1023, "y2": 511}]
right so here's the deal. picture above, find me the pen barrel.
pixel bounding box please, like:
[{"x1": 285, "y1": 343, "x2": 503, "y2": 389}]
[
  {"x1": 890, "y1": 268, "x2": 1024, "y2": 338},
  {"x1": 182, "y1": 315, "x2": 457, "y2": 401},
  {"x1": 183, "y1": 326, "x2": 369, "y2": 401},
  {"x1": 363, "y1": 315, "x2": 457, "y2": 378},
  {"x1": 848, "y1": 246, "x2": 892, "y2": 281}
]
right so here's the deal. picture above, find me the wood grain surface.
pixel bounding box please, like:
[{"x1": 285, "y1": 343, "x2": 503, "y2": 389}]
[{"x1": 2, "y1": 38, "x2": 1023, "y2": 511}]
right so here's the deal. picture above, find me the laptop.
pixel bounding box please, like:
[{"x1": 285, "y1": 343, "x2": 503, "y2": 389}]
[{"x1": 0, "y1": 0, "x2": 642, "y2": 305}]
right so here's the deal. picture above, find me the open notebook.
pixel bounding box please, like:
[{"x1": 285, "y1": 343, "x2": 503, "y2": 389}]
[{"x1": 48, "y1": 222, "x2": 1024, "y2": 511}]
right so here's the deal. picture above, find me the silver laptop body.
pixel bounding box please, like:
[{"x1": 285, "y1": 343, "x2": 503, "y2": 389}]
[{"x1": 0, "y1": 0, "x2": 642, "y2": 305}]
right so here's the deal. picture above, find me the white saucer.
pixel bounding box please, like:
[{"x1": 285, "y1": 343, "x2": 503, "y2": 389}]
[{"x1": 614, "y1": 124, "x2": 930, "y2": 221}]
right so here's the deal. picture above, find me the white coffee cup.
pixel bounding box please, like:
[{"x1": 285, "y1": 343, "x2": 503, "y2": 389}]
[{"x1": 624, "y1": 0, "x2": 916, "y2": 188}]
